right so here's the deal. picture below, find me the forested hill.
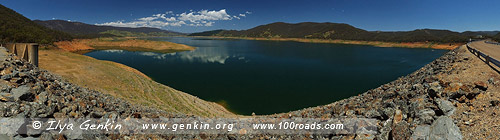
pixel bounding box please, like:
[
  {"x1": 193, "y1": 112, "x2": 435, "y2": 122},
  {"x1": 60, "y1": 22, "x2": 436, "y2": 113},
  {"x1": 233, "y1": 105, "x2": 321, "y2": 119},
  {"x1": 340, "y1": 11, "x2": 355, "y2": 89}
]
[
  {"x1": 189, "y1": 22, "x2": 495, "y2": 43},
  {"x1": 0, "y1": 4, "x2": 72, "y2": 44},
  {"x1": 191, "y1": 22, "x2": 371, "y2": 40},
  {"x1": 494, "y1": 33, "x2": 500, "y2": 42},
  {"x1": 34, "y1": 20, "x2": 184, "y2": 38}
]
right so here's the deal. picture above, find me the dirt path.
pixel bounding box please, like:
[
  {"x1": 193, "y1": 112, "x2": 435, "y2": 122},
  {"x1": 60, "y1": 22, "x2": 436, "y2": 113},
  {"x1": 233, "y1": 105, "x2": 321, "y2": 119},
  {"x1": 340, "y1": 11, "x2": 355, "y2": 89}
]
[
  {"x1": 442, "y1": 45, "x2": 500, "y2": 139},
  {"x1": 469, "y1": 40, "x2": 500, "y2": 60}
]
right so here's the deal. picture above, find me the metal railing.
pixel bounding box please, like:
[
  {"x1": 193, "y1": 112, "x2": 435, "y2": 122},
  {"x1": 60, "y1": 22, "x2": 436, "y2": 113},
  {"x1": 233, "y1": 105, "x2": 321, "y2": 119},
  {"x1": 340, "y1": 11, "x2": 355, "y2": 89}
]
[
  {"x1": 0, "y1": 43, "x2": 39, "y2": 66},
  {"x1": 466, "y1": 42, "x2": 500, "y2": 68},
  {"x1": 485, "y1": 41, "x2": 500, "y2": 45}
]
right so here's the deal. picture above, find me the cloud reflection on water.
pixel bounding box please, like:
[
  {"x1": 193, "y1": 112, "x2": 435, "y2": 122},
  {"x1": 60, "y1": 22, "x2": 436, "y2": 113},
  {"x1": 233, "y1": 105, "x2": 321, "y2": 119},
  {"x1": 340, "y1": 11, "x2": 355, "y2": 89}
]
[
  {"x1": 135, "y1": 47, "x2": 246, "y2": 64},
  {"x1": 102, "y1": 50, "x2": 124, "y2": 53}
]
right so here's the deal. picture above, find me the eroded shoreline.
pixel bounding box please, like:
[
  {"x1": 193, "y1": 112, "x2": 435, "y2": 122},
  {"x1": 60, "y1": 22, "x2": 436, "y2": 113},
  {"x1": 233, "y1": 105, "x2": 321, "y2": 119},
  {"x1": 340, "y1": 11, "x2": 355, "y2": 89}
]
[{"x1": 191, "y1": 36, "x2": 462, "y2": 50}]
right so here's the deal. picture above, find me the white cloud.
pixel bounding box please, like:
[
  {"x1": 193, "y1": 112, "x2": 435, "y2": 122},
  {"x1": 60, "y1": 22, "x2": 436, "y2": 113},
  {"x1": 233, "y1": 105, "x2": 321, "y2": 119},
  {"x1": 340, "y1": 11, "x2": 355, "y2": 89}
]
[
  {"x1": 165, "y1": 17, "x2": 176, "y2": 21},
  {"x1": 138, "y1": 16, "x2": 158, "y2": 21},
  {"x1": 96, "y1": 9, "x2": 249, "y2": 28},
  {"x1": 96, "y1": 20, "x2": 186, "y2": 28},
  {"x1": 170, "y1": 21, "x2": 186, "y2": 26},
  {"x1": 178, "y1": 9, "x2": 232, "y2": 22},
  {"x1": 138, "y1": 13, "x2": 176, "y2": 22},
  {"x1": 204, "y1": 21, "x2": 214, "y2": 26}
]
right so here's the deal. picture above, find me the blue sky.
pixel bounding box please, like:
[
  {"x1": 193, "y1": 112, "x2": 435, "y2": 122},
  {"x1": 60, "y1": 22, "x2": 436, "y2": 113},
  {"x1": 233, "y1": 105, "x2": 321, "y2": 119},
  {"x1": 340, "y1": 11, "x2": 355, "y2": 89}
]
[{"x1": 2, "y1": 0, "x2": 500, "y2": 33}]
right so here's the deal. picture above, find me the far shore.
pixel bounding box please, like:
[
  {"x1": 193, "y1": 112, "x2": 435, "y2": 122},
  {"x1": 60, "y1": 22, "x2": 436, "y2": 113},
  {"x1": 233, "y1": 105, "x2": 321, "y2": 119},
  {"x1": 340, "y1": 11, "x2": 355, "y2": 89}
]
[{"x1": 190, "y1": 36, "x2": 462, "y2": 50}]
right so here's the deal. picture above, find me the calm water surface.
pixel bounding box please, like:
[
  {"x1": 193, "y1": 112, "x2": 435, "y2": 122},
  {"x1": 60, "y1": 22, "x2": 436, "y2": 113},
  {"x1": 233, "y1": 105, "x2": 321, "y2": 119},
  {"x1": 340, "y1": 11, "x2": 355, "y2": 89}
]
[{"x1": 85, "y1": 37, "x2": 447, "y2": 115}]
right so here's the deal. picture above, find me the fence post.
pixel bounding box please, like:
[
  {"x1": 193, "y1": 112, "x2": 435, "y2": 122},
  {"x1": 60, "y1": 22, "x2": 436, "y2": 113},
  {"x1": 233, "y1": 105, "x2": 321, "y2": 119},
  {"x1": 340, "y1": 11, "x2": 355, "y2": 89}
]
[
  {"x1": 21, "y1": 44, "x2": 28, "y2": 60},
  {"x1": 12, "y1": 44, "x2": 17, "y2": 55},
  {"x1": 28, "y1": 43, "x2": 38, "y2": 66},
  {"x1": 486, "y1": 55, "x2": 490, "y2": 65}
]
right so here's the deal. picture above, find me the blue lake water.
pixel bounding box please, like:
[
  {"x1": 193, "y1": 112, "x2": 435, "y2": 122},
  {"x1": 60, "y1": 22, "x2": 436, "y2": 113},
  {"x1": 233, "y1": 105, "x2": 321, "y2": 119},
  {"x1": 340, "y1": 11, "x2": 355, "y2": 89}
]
[{"x1": 85, "y1": 37, "x2": 447, "y2": 115}]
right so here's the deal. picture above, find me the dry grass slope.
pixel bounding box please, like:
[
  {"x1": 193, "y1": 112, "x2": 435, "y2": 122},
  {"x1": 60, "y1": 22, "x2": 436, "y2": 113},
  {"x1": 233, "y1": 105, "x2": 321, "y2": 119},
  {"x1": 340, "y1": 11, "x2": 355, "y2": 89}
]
[{"x1": 39, "y1": 49, "x2": 235, "y2": 117}]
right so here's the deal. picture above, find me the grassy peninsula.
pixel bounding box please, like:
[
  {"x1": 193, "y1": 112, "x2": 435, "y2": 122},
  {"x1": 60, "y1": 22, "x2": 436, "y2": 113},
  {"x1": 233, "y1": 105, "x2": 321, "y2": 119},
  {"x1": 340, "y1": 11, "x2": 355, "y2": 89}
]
[{"x1": 54, "y1": 37, "x2": 195, "y2": 53}]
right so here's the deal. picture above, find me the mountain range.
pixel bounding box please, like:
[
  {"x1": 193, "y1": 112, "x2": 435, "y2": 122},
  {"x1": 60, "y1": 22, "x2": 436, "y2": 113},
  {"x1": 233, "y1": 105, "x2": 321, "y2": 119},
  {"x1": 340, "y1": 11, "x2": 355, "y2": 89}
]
[
  {"x1": 34, "y1": 20, "x2": 184, "y2": 38},
  {"x1": 189, "y1": 22, "x2": 500, "y2": 43},
  {"x1": 0, "y1": 3, "x2": 183, "y2": 44}
]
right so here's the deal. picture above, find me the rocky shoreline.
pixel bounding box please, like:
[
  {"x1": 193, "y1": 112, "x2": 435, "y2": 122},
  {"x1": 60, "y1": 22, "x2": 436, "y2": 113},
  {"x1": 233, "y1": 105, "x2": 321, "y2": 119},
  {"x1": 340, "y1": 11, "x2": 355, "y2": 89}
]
[
  {"x1": 0, "y1": 45, "x2": 498, "y2": 139},
  {"x1": 267, "y1": 45, "x2": 499, "y2": 139},
  {"x1": 0, "y1": 51, "x2": 191, "y2": 139}
]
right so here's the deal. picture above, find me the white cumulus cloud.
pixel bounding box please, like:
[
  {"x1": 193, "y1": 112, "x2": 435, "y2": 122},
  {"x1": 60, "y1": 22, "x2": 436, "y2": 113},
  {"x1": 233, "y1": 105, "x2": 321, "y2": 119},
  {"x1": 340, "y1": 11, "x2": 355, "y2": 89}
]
[
  {"x1": 178, "y1": 9, "x2": 232, "y2": 22},
  {"x1": 96, "y1": 9, "x2": 250, "y2": 28}
]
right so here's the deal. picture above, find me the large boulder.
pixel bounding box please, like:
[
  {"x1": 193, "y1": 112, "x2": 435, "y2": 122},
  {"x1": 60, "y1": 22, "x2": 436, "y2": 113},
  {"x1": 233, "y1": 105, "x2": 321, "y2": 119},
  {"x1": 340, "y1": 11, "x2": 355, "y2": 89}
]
[
  {"x1": 411, "y1": 116, "x2": 462, "y2": 140},
  {"x1": 436, "y1": 98, "x2": 455, "y2": 116},
  {"x1": 429, "y1": 116, "x2": 462, "y2": 140},
  {"x1": 11, "y1": 85, "x2": 33, "y2": 102}
]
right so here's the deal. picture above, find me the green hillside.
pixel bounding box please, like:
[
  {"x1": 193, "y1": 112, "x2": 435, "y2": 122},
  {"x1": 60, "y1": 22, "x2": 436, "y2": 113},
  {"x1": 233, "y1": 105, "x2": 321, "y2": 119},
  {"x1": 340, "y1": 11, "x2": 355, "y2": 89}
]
[
  {"x1": 494, "y1": 33, "x2": 500, "y2": 42},
  {"x1": 190, "y1": 22, "x2": 478, "y2": 43},
  {"x1": 0, "y1": 4, "x2": 72, "y2": 44}
]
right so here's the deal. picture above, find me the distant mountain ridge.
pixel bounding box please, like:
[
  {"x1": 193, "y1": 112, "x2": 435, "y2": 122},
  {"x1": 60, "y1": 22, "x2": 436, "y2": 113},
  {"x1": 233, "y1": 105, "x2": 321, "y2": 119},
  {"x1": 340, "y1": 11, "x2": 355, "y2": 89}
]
[
  {"x1": 34, "y1": 20, "x2": 184, "y2": 38},
  {"x1": 0, "y1": 4, "x2": 72, "y2": 44},
  {"x1": 190, "y1": 22, "x2": 495, "y2": 43},
  {"x1": 461, "y1": 31, "x2": 500, "y2": 36}
]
